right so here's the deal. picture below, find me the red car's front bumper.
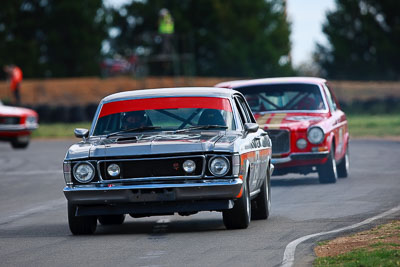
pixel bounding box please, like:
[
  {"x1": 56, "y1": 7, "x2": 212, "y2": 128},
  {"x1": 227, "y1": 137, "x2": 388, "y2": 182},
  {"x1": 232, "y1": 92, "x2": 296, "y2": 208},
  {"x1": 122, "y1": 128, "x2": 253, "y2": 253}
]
[{"x1": 272, "y1": 151, "x2": 329, "y2": 168}]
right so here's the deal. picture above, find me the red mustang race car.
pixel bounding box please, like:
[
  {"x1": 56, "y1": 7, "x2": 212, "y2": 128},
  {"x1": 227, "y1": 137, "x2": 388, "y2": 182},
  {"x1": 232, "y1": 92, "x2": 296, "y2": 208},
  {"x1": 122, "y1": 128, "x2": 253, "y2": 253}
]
[
  {"x1": 0, "y1": 101, "x2": 38, "y2": 149},
  {"x1": 216, "y1": 77, "x2": 349, "y2": 184}
]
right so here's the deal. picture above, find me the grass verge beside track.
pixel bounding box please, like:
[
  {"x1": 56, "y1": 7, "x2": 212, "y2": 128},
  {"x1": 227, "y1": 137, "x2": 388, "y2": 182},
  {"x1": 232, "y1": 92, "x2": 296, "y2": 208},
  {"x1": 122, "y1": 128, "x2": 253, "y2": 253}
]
[
  {"x1": 314, "y1": 220, "x2": 400, "y2": 266},
  {"x1": 347, "y1": 114, "x2": 400, "y2": 138},
  {"x1": 32, "y1": 115, "x2": 400, "y2": 139},
  {"x1": 32, "y1": 123, "x2": 91, "y2": 138}
]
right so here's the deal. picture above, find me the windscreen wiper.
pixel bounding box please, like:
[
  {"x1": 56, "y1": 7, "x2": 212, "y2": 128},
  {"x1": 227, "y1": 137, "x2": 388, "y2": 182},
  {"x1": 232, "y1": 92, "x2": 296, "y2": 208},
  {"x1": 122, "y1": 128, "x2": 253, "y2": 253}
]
[
  {"x1": 106, "y1": 126, "x2": 161, "y2": 138},
  {"x1": 175, "y1": 125, "x2": 228, "y2": 133}
]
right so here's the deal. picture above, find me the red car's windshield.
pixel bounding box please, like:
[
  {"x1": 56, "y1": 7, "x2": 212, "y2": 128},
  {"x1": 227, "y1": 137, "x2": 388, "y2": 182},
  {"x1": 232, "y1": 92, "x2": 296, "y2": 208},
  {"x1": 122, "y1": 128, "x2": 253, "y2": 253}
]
[
  {"x1": 93, "y1": 97, "x2": 235, "y2": 136},
  {"x1": 236, "y1": 83, "x2": 326, "y2": 112}
]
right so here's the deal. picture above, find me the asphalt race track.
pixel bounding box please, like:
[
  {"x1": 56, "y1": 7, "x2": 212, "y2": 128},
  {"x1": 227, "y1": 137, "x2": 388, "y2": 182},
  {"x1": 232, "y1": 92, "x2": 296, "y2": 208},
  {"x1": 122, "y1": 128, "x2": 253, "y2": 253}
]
[{"x1": 1, "y1": 139, "x2": 399, "y2": 267}]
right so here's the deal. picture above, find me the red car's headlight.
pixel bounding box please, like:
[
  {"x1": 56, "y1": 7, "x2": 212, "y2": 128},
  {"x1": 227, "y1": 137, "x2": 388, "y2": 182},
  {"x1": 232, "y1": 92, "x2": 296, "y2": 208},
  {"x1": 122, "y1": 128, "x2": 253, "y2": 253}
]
[{"x1": 307, "y1": 127, "x2": 325, "y2": 144}]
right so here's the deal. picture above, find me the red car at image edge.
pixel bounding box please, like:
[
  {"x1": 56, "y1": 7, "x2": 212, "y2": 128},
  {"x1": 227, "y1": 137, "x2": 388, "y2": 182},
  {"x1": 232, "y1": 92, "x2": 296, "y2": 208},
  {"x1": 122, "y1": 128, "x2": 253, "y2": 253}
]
[
  {"x1": 0, "y1": 101, "x2": 38, "y2": 149},
  {"x1": 216, "y1": 77, "x2": 349, "y2": 184}
]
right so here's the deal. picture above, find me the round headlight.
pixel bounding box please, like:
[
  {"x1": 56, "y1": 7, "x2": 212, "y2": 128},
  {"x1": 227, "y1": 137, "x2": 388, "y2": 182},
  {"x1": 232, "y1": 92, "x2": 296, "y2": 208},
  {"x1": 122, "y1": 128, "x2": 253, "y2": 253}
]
[
  {"x1": 26, "y1": 116, "x2": 37, "y2": 125},
  {"x1": 296, "y1": 138, "x2": 307, "y2": 149},
  {"x1": 209, "y1": 156, "x2": 230, "y2": 177},
  {"x1": 107, "y1": 163, "x2": 120, "y2": 177},
  {"x1": 73, "y1": 162, "x2": 95, "y2": 183},
  {"x1": 308, "y1": 127, "x2": 325, "y2": 144},
  {"x1": 183, "y1": 160, "x2": 196, "y2": 173}
]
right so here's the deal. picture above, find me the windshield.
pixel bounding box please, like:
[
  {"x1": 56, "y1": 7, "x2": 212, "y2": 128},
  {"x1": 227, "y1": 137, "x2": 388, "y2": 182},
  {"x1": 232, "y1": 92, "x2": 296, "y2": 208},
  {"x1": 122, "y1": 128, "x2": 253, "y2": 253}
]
[
  {"x1": 236, "y1": 83, "x2": 326, "y2": 112},
  {"x1": 93, "y1": 97, "x2": 235, "y2": 136}
]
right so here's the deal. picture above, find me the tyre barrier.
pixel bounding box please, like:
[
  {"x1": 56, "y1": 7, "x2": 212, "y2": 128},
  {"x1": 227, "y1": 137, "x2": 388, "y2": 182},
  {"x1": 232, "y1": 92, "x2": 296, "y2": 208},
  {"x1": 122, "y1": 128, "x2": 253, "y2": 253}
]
[
  {"x1": 339, "y1": 97, "x2": 400, "y2": 115},
  {"x1": 32, "y1": 104, "x2": 97, "y2": 123}
]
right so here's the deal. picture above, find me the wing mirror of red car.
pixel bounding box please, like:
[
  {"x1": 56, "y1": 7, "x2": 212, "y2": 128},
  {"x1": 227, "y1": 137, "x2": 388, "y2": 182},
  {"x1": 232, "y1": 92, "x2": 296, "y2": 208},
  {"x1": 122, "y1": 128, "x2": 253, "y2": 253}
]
[
  {"x1": 74, "y1": 128, "x2": 89, "y2": 139},
  {"x1": 244, "y1": 123, "x2": 259, "y2": 133}
]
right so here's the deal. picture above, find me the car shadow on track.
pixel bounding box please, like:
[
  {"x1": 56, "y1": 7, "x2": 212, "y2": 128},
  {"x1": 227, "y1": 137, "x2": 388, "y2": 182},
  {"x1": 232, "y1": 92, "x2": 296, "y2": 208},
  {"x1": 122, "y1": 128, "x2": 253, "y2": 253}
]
[
  {"x1": 271, "y1": 176, "x2": 320, "y2": 187},
  {"x1": 0, "y1": 217, "x2": 226, "y2": 237},
  {"x1": 96, "y1": 217, "x2": 226, "y2": 236}
]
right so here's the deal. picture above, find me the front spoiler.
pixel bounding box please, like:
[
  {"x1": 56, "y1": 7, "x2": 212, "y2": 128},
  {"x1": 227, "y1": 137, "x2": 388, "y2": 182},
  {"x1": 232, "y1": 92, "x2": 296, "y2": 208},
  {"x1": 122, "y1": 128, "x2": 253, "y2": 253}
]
[
  {"x1": 64, "y1": 178, "x2": 242, "y2": 209},
  {"x1": 76, "y1": 200, "x2": 234, "y2": 216}
]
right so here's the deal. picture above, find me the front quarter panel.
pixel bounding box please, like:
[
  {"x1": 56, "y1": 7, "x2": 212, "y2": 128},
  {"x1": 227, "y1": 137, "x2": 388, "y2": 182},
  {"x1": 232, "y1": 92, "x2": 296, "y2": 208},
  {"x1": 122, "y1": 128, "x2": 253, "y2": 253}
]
[
  {"x1": 238, "y1": 129, "x2": 271, "y2": 195},
  {"x1": 65, "y1": 142, "x2": 92, "y2": 160}
]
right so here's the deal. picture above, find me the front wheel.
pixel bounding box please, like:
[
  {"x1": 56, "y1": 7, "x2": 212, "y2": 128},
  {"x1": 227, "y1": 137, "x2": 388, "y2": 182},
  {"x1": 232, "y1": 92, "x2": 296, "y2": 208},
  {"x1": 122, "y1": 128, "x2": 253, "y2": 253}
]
[
  {"x1": 252, "y1": 164, "x2": 271, "y2": 220},
  {"x1": 223, "y1": 177, "x2": 251, "y2": 229},
  {"x1": 337, "y1": 146, "x2": 350, "y2": 178},
  {"x1": 68, "y1": 203, "x2": 97, "y2": 235},
  {"x1": 318, "y1": 144, "x2": 337, "y2": 184},
  {"x1": 11, "y1": 136, "x2": 30, "y2": 149}
]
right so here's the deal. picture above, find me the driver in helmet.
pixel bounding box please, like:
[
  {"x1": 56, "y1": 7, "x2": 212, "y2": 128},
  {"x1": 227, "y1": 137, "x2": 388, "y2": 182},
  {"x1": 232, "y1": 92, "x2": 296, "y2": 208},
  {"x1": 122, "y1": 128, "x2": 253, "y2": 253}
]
[{"x1": 121, "y1": 110, "x2": 148, "y2": 130}]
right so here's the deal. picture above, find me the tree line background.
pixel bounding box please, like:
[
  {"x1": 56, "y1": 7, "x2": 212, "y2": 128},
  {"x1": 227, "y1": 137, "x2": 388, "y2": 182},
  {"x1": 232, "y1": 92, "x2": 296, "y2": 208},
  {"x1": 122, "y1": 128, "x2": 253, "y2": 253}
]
[{"x1": 0, "y1": 0, "x2": 399, "y2": 80}]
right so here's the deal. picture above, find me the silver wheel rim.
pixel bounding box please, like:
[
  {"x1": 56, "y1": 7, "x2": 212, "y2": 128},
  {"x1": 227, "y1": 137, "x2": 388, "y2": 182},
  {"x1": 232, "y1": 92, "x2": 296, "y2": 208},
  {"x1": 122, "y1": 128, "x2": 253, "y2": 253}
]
[
  {"x1": 245, "y1": 185, "x2": 250, "y2": 222},
  {"x1": 266, "y1": 175, "x2": 271, "y2": 210},
  {"x1": 332, "y1": 154, "x2": 337, "y2": 178}
]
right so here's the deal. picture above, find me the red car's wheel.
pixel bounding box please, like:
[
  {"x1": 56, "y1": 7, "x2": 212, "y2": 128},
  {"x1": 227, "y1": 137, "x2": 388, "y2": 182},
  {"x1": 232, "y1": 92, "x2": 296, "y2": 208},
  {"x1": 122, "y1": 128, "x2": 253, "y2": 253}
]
[
  {"x1": 11, "y1": 136, "x2": 30, "y2": 149},
  {"x1": 337, "y1": 146, "x2": 350, "y2": 178},
  {"x1": 318, "y1": 144, "x2": 338, "y2": 183}
]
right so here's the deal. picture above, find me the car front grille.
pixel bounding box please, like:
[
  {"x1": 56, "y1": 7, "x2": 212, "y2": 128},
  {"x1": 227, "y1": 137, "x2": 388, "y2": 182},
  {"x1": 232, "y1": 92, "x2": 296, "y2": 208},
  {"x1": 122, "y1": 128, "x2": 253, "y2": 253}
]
[
  {"x1": 266, "y1": 129, "x2": 290, "y2": 154},
  {"x1": 0, "y1": 116, "x2": 20, "y2": 125},
  {"x1": 99, "y1": 156, "x2": 205, "y2": 180}
]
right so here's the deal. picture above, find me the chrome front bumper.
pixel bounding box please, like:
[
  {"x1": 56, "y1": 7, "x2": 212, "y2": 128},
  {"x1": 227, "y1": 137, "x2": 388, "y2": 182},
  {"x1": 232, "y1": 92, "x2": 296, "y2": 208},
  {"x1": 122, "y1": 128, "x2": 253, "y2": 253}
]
[
  {"x1": 271, "y1": 151, "x2": 329, "y2": 164},
  {"x1": 64, "y1": 178, "x2": 243, "y2": 205},
  {"x1": 0, "y1": 124, "x2": 38, "y2": 132}
]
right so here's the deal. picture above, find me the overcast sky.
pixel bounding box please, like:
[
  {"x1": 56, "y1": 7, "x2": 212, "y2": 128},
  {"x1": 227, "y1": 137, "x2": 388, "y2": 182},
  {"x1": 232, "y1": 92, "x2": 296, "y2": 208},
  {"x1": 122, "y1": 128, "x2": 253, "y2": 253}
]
[
  {"x1": 286, "y1": 0, "x2": 335, "y2": 66},
  {"x1": 104, "y1": 0, "x2": 336, "y2": 67}
]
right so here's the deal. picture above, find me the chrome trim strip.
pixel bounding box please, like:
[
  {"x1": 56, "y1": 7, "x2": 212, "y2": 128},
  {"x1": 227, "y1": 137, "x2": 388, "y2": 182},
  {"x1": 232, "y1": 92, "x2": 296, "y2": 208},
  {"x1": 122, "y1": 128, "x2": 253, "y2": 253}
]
[
  {"x1": 0, "y1": 124, "x2": 38, "y2": 131},
  {"x1": 271, "y1": 151, "x2": 330, "y2": 164},
  {"x1": 250, "y1": 189, "x2": 260, "y2": 197},
  {"x1": 256, "y1": 110, "x2": 328, "y2": 115},
  {"x1": 271, "y1": 157, "x2": 292, "y2": 164},
  {"x1": 64, "y1": 178, "x2": 243, "y2": 191},
  {"x1": 292, "y1": 151, "x2": 329, "y2": 157}
]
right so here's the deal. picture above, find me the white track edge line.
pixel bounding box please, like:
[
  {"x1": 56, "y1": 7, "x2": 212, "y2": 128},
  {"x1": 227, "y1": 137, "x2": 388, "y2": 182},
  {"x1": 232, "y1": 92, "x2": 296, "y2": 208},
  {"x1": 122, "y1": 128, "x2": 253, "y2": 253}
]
[{"x1": 281, "y1": 204, "x2": 400, "y2": 267}]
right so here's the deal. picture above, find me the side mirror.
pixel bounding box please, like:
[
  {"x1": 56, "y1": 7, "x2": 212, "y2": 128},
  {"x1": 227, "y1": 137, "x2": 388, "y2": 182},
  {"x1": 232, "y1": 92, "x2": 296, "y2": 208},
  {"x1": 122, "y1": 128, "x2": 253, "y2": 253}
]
[
  {"x1": 74, "y1": 128, "x2": 89, "y2": 139},
  {"x1": 244, "y1": 123, "x2": 259, "y2": 133}
]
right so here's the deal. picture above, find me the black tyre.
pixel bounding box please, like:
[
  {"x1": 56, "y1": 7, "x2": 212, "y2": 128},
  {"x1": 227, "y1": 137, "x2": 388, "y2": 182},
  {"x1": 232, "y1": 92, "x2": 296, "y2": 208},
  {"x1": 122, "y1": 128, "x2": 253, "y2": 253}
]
[
  {"x1": 223, "y1": 176, "x2": 251, "y2": 229},
  {"x1": 98, "y1": 214, "x2": 126, "y2": 225},
  {"x1": 68, "y1": 203, "x2": 97, "y2": 235},
  {"x1": 337, "y1": 146, "x2": 350, "y2": 178},
  {"x1": 11, "y1": 137, "x2": 30, "y2": 149},
  {"x1": 252, "y1": 164, "x2": 271, "y2": 220},
  {"x1": 318, "y1": 144, "x2": 338, "y2": 184}
]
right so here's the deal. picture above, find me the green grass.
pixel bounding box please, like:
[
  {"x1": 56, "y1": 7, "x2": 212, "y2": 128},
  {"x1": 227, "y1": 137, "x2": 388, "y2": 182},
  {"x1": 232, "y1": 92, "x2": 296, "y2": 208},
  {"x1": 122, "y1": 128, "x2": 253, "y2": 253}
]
[
  {"x1": 347, "y1": 114, "x2": 400, "y2": 138},
  {"x1": 314, "y1": 249, "x2": 400, "y2": 267},
  {"x1": 30, "y1": 114, "x2": 400, "y2": 138},
  {"x1": 370, "y1": 242, "x2": 400, "y2": 248},
  {"x1": 317, "y1": 240, "x2": 331, "y2": 246},
  {"x1": 32, "y1": 122, "x2": 91, "y2": 138}
]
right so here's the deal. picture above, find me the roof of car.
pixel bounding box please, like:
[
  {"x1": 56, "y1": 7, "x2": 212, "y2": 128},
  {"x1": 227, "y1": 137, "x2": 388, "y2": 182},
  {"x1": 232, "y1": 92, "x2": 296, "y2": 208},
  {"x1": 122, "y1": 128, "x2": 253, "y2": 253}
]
[
  {"x1": 101, "y1": 87, "x2": 238, "y2": 103},
  {"x1": 215, "y1": 77, "x2": 327, "y2": 88}
]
